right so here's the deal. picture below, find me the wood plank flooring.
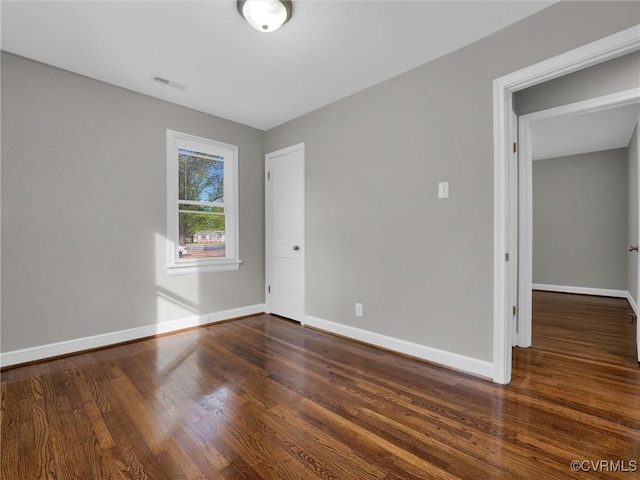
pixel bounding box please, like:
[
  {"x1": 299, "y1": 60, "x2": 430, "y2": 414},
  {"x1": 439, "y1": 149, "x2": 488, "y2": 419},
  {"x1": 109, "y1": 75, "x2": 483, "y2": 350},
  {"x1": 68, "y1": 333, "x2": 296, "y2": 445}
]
[{"x1": 2, "y1": 292, "x2": 639, "y2": 479}]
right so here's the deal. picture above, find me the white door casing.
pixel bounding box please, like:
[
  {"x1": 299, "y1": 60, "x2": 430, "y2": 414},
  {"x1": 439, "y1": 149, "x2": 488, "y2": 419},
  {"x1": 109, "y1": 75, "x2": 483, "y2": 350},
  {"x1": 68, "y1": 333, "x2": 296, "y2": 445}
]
[
  {"x1": 517, "y1": 113, "x2": 534, "y2": 349},
  {"x1": 265, "y1": 143, "x2": 305, "y2": 323},
  {"x1": 508, "y1": 110, "x2": 519, "y2": 347},
  {"x1": 636, "y1": 114, "x2": 640, "y2": 362},
  {"x1": 493, "y1": 25, "x2": 640, "y2": 385}
]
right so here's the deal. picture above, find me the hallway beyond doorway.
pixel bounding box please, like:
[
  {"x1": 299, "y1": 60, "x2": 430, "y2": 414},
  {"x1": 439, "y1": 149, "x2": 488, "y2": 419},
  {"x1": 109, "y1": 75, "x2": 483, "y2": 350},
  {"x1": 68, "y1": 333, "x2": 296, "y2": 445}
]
[{"x1": 526, "y1": 290, "x2": 637, "y2": 369}]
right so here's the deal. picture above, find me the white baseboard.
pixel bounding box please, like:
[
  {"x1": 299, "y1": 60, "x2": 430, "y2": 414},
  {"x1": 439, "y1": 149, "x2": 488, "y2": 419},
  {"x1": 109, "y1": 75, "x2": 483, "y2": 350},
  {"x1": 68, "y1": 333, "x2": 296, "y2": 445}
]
[
  {"x1": 532, "y1": 283, "x2": 628, "y2": 298},
  {"x1": 0, "y1": 304, "x2": 265, "y2": 368},
  {"x1": 627, "y1": 292, "x2": 639, "y2": 316},
  {"x1": 625, "y1": 293, "x2": 640, "y2": 363},
  {"x1": 626, "y1": 293, "x2": 640, "y2": 362},
  {"x1": 305, "y1": 315, "x2": 493, "y2": 379}
]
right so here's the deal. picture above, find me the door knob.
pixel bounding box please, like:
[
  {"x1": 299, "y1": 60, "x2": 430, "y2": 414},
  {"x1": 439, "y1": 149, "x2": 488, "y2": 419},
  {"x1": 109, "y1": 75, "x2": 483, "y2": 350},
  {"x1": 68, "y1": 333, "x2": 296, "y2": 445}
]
[
  {"x1": 292, "y1": 245, "x2": 300, "y2": 251},
  {"x1": 630, "y1": 245, "x2": 639, "y2": 252}
]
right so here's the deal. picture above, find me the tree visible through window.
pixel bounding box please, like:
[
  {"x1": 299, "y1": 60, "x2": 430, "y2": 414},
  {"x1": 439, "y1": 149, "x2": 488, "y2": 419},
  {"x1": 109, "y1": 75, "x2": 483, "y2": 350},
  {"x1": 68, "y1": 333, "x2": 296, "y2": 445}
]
[
  {"x1": 167, "y1": 130, "x2": 239, "y2": 275},
  {"x1": 178, "y1": 148, "x2": 226, "y2": 258}
]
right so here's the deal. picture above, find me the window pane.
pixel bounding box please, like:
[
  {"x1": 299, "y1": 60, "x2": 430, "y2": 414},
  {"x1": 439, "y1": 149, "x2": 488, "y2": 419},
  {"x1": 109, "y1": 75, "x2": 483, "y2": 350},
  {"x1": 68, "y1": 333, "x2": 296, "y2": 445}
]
[
  {"x1": 178, "y1": 148, "x2": 224, "y2": 203},
  {"x1": 178, "y1": 212, "x2": 226, "y2": 259}
]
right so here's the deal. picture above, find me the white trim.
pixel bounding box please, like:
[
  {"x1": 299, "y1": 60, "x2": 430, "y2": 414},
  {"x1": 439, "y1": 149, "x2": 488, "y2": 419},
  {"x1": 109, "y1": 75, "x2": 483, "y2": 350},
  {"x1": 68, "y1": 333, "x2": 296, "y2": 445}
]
[
  {"x1": 0, "y1": 304, "x2": 265, "y2": 368},
  {"x1": 627, "y1": 292, "x2": 639, "y2": 316},
  {"x1": 305, "y1": 315, "x2": 493, "y2": 379},
  {"x1": 636, "y1": 113, "x2": 640, "y2": 363},
  {"x1": 495, "y1": 26, "x2": 640, "y2": 92},
  {"x1": 493, "y1": 25, "x2": 640, "y2": 385},
  {"x1": 532, "y1": 283, "x2": 628, "y2": 298},
  {"x1": 518, "y1": 89, "x2": 640, "y2": 347},
  {"x1": 521, "y1": 88, "x2": 640, "y2": 125},
  {"x1": 631, "y1": 292, "x2": 640, "y2": 363},
  {"x1": 518, "y1": 112, "x2": 533, "y2": 349},
  {"x1": 508, "y1": 110, "x2": 519, "y2": 347},
  {"x1": 166, "y1": 259, "x2": 242, "y2": 276},
  {"x1": 493, "y1": 76, "x2": 513, "y2": 384}
]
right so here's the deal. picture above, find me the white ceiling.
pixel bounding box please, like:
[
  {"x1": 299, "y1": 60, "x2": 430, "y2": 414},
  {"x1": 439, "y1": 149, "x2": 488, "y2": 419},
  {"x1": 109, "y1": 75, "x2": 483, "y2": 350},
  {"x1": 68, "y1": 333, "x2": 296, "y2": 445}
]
[
  {"x1": 1, "y1": 0, "x2": 555, "y2": 130},
  {"x1": 531, "y1": 103, "x2": 640, "y2": 161}
]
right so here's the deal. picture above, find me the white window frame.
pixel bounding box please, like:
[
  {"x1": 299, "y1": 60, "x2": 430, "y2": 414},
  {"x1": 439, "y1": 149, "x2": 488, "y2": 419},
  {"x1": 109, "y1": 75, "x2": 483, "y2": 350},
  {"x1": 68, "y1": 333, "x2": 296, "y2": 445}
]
[{"x1": 166, "y1": 129, "x2": 240, "y2": 276}]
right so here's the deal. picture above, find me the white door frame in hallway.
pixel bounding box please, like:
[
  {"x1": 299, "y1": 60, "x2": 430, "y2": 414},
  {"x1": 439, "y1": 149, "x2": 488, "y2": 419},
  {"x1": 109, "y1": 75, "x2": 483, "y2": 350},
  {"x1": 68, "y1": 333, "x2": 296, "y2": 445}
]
[{"x1": 493, "y1": 25, "x2": 640, "y2": 385}]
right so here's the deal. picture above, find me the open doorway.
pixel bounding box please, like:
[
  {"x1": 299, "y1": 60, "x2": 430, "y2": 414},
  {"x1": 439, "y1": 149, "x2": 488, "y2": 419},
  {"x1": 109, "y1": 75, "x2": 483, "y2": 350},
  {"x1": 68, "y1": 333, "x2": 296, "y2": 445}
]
[
  {"x1": 492, "y1": 25, "x2": 640, "y2": 384},
  {"x1": 516, "y1": 92, "x2": 639, "y2": 368},
  {"x1": 516, "y1": 90, "x2": 640, "y2": 348}
]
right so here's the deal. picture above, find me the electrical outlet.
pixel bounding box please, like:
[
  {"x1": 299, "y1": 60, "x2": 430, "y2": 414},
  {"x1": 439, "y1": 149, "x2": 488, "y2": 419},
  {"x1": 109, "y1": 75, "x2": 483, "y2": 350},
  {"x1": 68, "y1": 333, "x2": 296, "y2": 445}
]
[{"x1": 355, "y1": 303, "x2": 363, "y2": 317}]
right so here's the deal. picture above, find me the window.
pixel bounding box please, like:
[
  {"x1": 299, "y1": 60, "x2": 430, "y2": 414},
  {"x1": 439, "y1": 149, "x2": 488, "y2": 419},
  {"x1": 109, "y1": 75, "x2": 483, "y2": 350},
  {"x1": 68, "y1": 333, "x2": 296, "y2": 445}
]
[{"x1": 166, "y1": 130, "x2": 240, "y2": 275}]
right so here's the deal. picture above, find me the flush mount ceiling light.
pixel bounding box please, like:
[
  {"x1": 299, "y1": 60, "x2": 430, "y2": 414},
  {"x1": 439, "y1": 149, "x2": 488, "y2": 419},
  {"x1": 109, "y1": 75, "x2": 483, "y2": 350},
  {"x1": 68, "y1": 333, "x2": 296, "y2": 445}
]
[{"x1": 237, "y1": 0, "x2": 292, "y2": 33}]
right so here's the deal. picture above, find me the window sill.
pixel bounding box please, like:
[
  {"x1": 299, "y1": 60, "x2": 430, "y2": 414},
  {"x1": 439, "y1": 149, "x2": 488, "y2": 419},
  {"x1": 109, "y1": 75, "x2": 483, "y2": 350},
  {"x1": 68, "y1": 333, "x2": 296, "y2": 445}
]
[{"x1": 166, "y1": 259, "x2": 241, "y2": 276}]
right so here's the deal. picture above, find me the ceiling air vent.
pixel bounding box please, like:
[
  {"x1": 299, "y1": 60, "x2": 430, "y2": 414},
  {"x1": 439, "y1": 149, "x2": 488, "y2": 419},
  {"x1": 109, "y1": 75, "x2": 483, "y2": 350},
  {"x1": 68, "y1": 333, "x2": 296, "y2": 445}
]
[{"x1": 152, "y1": 74, "x2": 186, "y2": 90}]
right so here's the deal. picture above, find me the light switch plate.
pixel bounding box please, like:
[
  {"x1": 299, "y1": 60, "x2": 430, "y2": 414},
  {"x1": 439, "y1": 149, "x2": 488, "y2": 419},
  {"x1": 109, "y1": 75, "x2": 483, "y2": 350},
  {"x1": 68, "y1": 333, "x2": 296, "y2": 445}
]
[{"x1": 438, "y1": 181, "x2": 449, "y2": 199}]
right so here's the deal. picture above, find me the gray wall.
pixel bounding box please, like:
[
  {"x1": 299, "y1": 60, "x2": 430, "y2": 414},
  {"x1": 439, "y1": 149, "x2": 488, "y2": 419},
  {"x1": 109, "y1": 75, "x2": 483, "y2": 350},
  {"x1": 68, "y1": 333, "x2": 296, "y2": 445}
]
[
  {"x1": 1, "y1": 52, "x2": 265, "y2": 352},
  {"x1": 265, "y1": 1, "x2": 639, "y2": 361},
  {"x1": 629, "y1": 123, "x2": 639, "y2": 303},
  {"x1": 514, "y1": 51, "x2": 640, "y2": 115},
  {"x1": 532, "y1": 150, "x2": 628, "y2": 290}
]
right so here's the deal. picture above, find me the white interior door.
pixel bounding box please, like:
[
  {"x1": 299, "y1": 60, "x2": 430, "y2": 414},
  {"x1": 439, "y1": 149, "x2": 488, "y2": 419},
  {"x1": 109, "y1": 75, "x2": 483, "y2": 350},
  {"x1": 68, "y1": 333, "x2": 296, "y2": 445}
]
[{"x1": 265, "y1": 143, "x2": 305, "y2": 323}]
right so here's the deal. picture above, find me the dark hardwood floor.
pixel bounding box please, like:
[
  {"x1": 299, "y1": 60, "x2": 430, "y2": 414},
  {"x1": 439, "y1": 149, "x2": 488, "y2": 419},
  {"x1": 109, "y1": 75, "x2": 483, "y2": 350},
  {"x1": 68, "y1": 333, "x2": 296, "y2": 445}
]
[{"x1": 2, "y1": 293, "x2": 639, "y2": 479}]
